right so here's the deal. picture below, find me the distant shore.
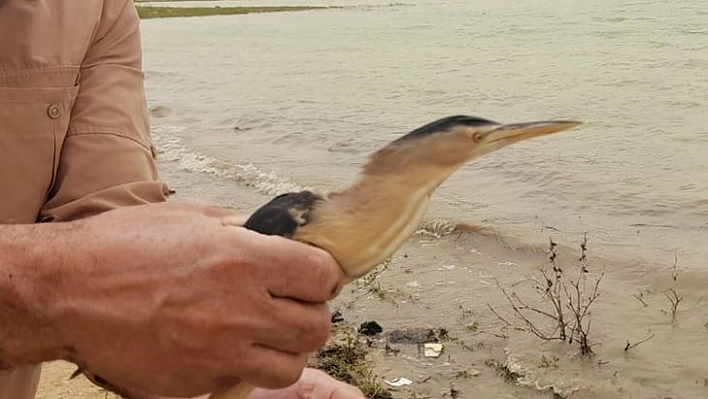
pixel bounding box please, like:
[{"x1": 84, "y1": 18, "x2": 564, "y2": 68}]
[{"x1": 135, "y1": 5, "x2": 328, "y2": 19}]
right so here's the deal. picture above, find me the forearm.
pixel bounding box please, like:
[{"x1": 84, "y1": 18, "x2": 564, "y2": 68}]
[{"x1": 0, "y1": 223, "x2": 71, "y2": 369}]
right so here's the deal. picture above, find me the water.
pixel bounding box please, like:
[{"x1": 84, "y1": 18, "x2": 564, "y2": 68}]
[{"x1": 140, "y1": 0, "x2": 708, "y2": 271}]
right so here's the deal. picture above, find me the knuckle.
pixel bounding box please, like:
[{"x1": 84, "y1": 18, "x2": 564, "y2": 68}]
[
  {"x1": 312, "y1": 254, "x2": 342, "y2": 298},
  {"x1": 291, "y1": 306, "x2": 331, "y2": 351},
  {"x1": 304, "y1": 308, "x2": 332, "y2": 348}
]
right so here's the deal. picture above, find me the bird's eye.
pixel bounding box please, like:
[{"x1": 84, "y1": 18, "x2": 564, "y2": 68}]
[{"x1": 472, "y1": 132, "x2": 483, "y2": 143}]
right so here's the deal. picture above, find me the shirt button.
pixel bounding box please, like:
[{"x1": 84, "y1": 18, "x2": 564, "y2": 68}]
[{"x1": 47, "y1": 103, "x2": 61, "y2": 119}]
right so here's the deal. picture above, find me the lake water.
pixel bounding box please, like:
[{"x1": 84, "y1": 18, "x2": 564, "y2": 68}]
[{"x1": 140, "y1": 0, "x2": 708, "y2": 271}]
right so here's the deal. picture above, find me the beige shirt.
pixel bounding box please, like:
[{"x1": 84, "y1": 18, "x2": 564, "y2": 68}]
[{"x1": 0, "y1": 0, "x2": 166, "y2": 396}]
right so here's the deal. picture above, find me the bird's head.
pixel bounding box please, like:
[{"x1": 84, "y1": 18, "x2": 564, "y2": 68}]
[{"x1": 364, "y1": 115, "x2": 581, "y2": 180}]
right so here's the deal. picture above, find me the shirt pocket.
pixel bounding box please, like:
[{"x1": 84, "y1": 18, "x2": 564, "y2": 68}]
[{"x1": 0, "y1": 85, "x2": 80, "y2": 223}]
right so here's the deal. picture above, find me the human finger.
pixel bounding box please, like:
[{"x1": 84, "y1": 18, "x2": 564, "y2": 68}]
[
  {"x1": 305, "y1": 368, "x2": 365, "y2": 399},
  {"x1": 240, "y1": 232, "x2": 343, "y2": 302},
  {"x1": 199, "y1": 204, "x2": 238, "y2": 218},
  {"x1": 245, "y1": 368, "x2": 365, "y2": 399},
  {"x1": 220, "y1": 214, "x2": 249, "y2": 226},
  {"x1": 249, "y1": 298, "x2": 331, "y2": 354},
  {"x1": 236, "y1": 346, "x2": 308, "y2": 389}
]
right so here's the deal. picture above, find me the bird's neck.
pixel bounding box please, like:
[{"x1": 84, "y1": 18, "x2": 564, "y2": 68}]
[
  {"x1": 304, "y1": 175, "x2": 431, "y2": 278},
  {"x1": 297, "y1": 167, "x2": 454, "y2": 279},
  {"x1": 341, "y1": 170, "x2": 442, "y2": 207}
]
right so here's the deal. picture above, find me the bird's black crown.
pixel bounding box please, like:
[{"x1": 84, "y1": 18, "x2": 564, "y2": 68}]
[{"x1": 394, "y1": 115, "x2": 499, "y2": 144}]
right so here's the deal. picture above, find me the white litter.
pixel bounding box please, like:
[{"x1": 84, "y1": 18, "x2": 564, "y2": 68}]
[
  {"x1": 497, "y1": 261, "x2": 517, "y2": 266},
  {"x1": 424, "y1": 343, "x2": 443, "y2": 357},
  {"x1": 384, "y1": 377, "x2": 413, "y2": 387}
]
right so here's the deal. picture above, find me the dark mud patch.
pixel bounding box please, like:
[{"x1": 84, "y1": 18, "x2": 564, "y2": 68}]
[{"x1": 388, "y1": 327, "x2": 451, "y2": 344}]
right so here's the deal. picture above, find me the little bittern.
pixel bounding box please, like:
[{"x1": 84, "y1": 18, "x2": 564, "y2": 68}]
[{"x1": 208, "y1": 114, "x2": 581, "y2": 399}]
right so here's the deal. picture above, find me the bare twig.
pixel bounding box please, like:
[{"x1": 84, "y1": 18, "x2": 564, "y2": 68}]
[
  {"x1": 497, "y1": 280, "x2": 563, "y2": 341},
  {"x1": 496, "y1": 234, "x2": 602, "y2": 356},
  {"x1": 487, "y1": 303, "x2": 511, "y2": 327},
  {"x1": 478, "y1": 331, "x2": 509, "y2": 339},
  {"x1": 666, "y1": 289, "x2": 683, "y2": 323},
  {"x1": 342, "y1": 260, "x2": 392, "y2": 309},
  {"x1": 666, "y1": 253, "x2": 683, "y2": 324},
  {"x1": 624, "y1": 333, "x2": 656, "y2": 351},
  {"x1": 632, "y1": 290, "x2": 648, "y2": 307}
]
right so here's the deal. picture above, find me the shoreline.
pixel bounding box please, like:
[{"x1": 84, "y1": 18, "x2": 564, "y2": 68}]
[{"x1": 135, "y1": 5, "x2": 329, "y2": 19}]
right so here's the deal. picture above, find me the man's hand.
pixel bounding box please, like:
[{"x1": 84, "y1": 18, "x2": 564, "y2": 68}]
[
  {"x1": 158, "y1": 368, "x2": 364, "y2": 399},
  {"x1": 2, "y1": 202, "x2": 342, "y2": 397},
  {"x1": 247, "y1": 368, "x2": 365, "y2": 399}
]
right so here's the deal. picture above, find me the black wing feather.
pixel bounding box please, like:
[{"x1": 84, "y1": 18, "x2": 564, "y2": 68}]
[{"x1": 244, "y1": 191, "x2": 323, "y2": 237}]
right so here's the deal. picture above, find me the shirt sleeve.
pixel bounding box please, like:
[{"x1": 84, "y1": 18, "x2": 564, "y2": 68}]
[{"x1": 39, "y1": 0, "x2": 167, "y2": 222}]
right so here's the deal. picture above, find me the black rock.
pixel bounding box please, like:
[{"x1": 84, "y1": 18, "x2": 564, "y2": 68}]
[
  {"x1": 331, "y1": 310, "x2": 344, "y2": 324},
  {"x1": 358, "y1": 320, "x2": 383, "y2": 336}
]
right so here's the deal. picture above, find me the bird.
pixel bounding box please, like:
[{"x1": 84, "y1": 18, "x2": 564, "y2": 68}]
[{"x1": 208, "y1": 114, "x2": 581, "y2": 399}]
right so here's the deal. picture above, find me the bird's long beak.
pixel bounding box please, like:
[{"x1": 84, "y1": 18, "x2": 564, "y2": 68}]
[{"x1": 480, "y1": 120, "x2": 581, "y2": 152}]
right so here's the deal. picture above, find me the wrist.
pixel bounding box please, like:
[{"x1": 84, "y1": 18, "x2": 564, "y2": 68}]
[{"x1": 0, "y1": 222, "x2": 74, "y2": 368}]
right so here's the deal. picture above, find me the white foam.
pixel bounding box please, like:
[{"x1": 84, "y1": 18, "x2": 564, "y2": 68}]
[
  {"x1": 152, "y1": 125, "x2": 309, "y2": 196},
  {"x1": 416, "y1": 218, "x2": 458, "y2": 238}
]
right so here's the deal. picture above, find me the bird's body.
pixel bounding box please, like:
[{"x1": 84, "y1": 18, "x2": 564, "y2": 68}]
[
  {"x1": 243, "y1": 115, "x2": 581, "y2": 281},
  {"x1": 246, "y1": 161, "x2": 442, "y2": 280}
]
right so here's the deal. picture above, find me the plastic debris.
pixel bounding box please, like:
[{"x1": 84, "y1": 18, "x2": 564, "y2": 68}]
[
  {"x1": 384, "y1": 377, "x2": 412, "y2": 387},
  {"x1": 424, "y1": 343, "x2": 443, "y2": 357}
]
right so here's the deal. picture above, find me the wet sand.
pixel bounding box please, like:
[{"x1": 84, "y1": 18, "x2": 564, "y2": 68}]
[
  {"x1": 37, "y1": 361, "x2": 116, "y2": 398},
  {"x1": 36, "y1": 156, "x2": 708, "y2": 399}
]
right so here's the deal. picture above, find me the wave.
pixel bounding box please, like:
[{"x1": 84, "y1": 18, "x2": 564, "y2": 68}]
[
  {"x1": 416, "y1": 219, "x2": 499, "y2": 238},
  {"x1": 152, "y1": 124, "x2": 310, "y2": 196}
]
